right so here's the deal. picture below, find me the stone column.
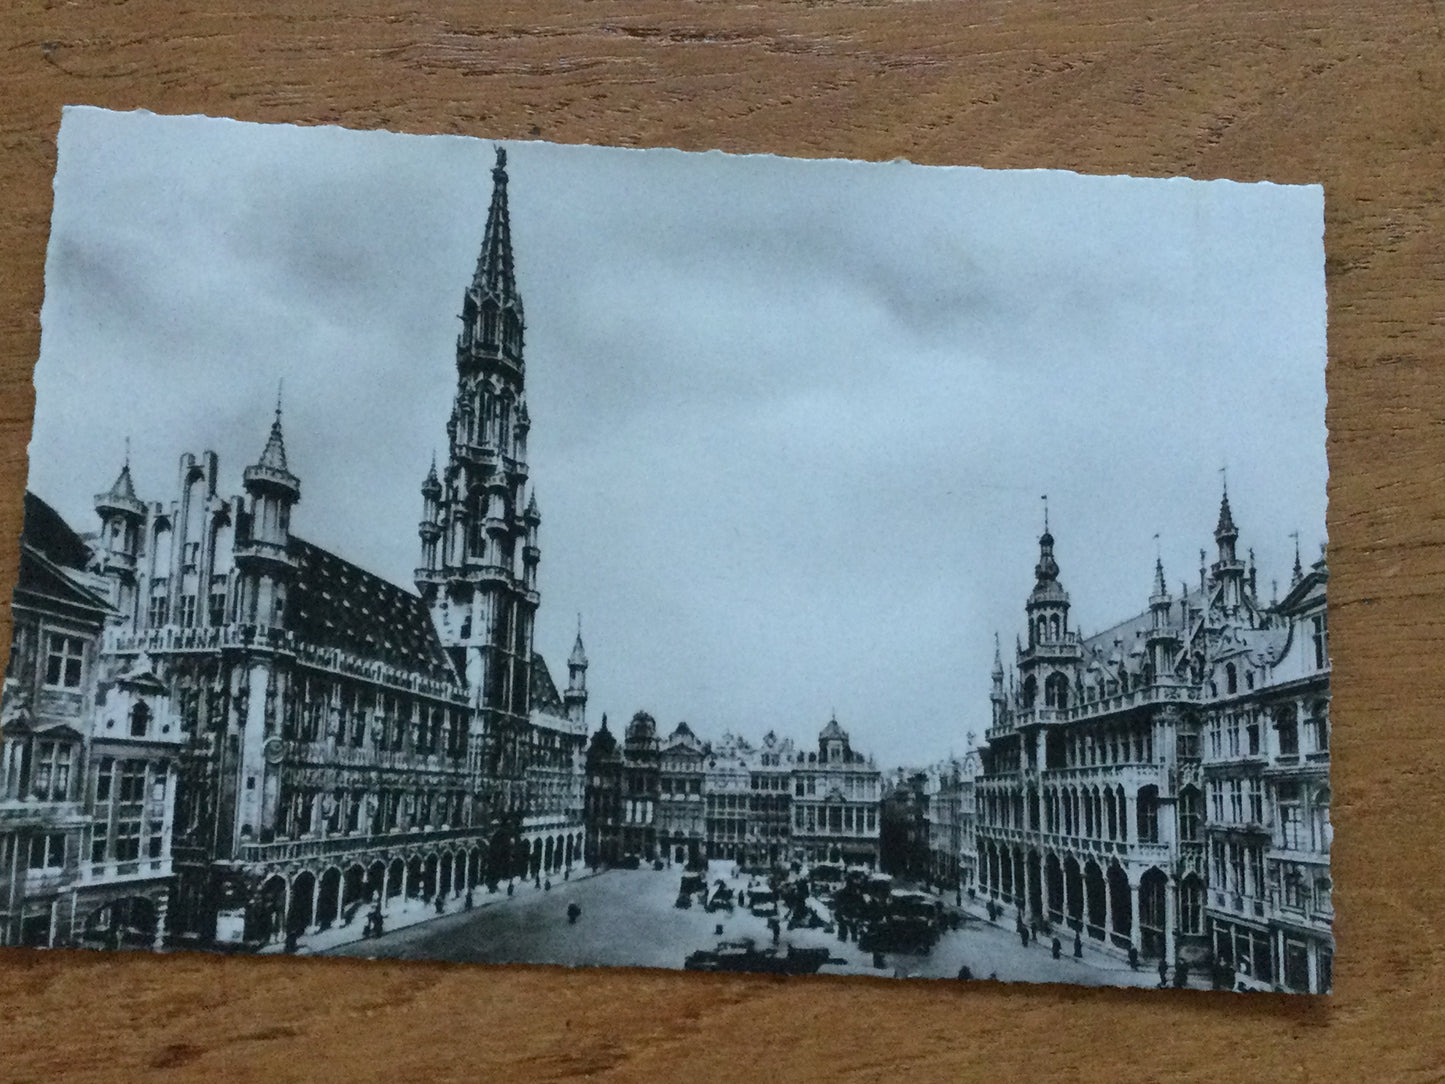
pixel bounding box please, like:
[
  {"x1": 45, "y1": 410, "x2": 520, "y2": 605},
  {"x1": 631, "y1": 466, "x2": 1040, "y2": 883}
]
[
  {"x1": 307, "y1": 871, "x2": 322, "y2": 934},
  {"x1": 153, "y1": 889, "x2": 169, "y2": 951},
  {"x1": 1129, "y1": 880, "x2": 1141, "y2": 954},
  {"x1": 1102, "y1": 875, "x2": 1113, "y2": 941},
  {"x1": 1062, "y1": 858, "x2": 1075, "y2": 928},
  {"x1": 1025, "y1": 854, "x2": 1038, "y2": 922},
  {"x1": 1164, "y1": 877, "x2": 1177, "y2": 964},
  {"x1": 379, "y1": 863, "x2": 390, "y2": 912}
]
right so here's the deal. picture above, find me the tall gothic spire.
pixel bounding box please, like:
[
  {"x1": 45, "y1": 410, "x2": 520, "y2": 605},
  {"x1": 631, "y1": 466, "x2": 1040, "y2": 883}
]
[{"x1": 473, "y1": 146, "x2": 518, "y2": 304}]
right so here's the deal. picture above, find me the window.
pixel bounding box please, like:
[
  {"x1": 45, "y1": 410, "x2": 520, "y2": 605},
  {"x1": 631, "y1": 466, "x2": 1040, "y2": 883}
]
[
  {"x1": 1225, "y1": 663, "x2": 1237, "y2": 695},
  {"x1": 1247, "y1": 778, "x2": 1263, "y2": 824},
  {"x1": 1283, "y1": 867, "x2": 1306, "y2": 909},
  {"x1": 209, "y1": 589, "x2": 227, "y2": 628},
  {"x1": 28, "y1": 832, "x2": 66, "y2": 870},
  {"x1": 91, "y1": 818, "x2": 108, "y2": 864},
  {"x1": 148, "y1": 595, "x2": 169, "y2": 627},
  {"x1": 1278, "y1": 782, "x2": 1303, "y2": 849},
  {"x1": 44, "y1": 634, "x2": 85, "y2": 688},
  {"x1": 1249, "y1": 846, "x2": 1265, "y2": 897},
  {"x1": 1179, "y1": 787, "x2": 1202, "y2": 842},
  {"x1": 179, "y1": 594, "x2": 197, "y2": 629},
  {"x1": 1312, "y1": 613, "x2": 1328, "y2": 670},
  {"x1": 95, "y1": 758, "x2": 114, "y2": 802},
  {"x1": 1228, "y1": 843, "x2": 1245, "y2": 895},
  {"x1": 1312, "y1": 702, "x2": 1330, "y2": 752},
  {"x1": 1229, "y1": 779, "x2": 1243, "y2": 823},
  {"x1": 1276, "y1": 709, "x2": 1299, "y2": 757},
  {"x1": 1246, "y1": 716, "x2": 1260, "y2": 756},
  {"x1": 129, "y1": 702, "x2": 151, "y2": 738},
  {"x1": 31, "y1": 741, "x2": 72, "y2": 801},
  {"x1": 1180, "y1": 877, "x2": 1204, "y2": 934}
]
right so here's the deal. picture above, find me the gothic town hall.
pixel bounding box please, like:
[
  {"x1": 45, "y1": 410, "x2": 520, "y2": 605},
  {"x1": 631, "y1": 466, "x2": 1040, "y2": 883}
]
[{"x1": 0, "y1": 149, "x2": 589, "y2": 950}]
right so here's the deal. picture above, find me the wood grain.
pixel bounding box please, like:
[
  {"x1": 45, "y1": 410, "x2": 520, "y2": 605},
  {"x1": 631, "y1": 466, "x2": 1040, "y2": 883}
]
[{"x1": 1, "y1": 1, "x2": 1442, "y2": 1080}]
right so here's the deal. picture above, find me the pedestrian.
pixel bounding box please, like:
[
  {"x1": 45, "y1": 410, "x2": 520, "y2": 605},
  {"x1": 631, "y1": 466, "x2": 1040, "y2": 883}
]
[
  {"x1": 1052, "y1": 936, "x2": 1062, "y2": 960},
  {"x1": 957, "y1": 964, "x2": 973, "y2": 981},
  {"x1": 1019, "y1": 926, "x2": 1029, "y2": 950},
  {"x1": 507, "y1": 880, "x2": 515, "y2": 897},
  {"x1": 1158, "y1": 957, "x2": 1169, "y2": 988},
  {"x1": 544, "y1": 878, "x2": 551, "y2": 892},
  {"x1": 1174, "y1": 961, "x2": 1190, "y2": 989},
  {"x1": 1074, "y1": 931, "x2": 1083, "y2": 958},
  {"x1": 465, "y1": 889, "x2": 474, "y2": 911},
  {"x1": 1128, "y1": 945, "x2": 1139, "y2": 970}
]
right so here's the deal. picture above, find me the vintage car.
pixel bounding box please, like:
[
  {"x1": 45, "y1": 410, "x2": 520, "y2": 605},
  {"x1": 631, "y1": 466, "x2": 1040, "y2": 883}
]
[
  {"x1": 857, "y1": 890, "x2": 943, "y2": 955},
  {"x1": 705, "y1": 882, "x2": 735, "y2": 913},
  {"x1": 683, "y1": 938, "x2": 834, "y2": 975},
  {"x1": 748, "y1": 888, "x2": 780, "y2": 918},
  {"x1": 680, "y1": 872, "x2": 707, "y2": 897}
]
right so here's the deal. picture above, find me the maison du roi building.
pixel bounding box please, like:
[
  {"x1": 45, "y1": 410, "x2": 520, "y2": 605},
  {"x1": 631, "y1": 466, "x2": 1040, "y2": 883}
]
[
  {"x1": 0, "y1": 149, "x2": 592, "y2": 950},
  {"x1": 583, "y1": 714, "x2": 883, "y2": 871},
  {"x1": 974, "y1": 491, "x2": 1332, "y2": 993}
]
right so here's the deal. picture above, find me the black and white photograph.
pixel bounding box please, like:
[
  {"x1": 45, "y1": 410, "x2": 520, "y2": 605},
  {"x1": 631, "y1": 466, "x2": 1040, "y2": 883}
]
[{"x1": 0, "y1": 106, "x2": 1330, "y2": 993}]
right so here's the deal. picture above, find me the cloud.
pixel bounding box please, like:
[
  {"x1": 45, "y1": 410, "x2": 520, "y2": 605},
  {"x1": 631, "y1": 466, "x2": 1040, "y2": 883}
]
[{"x1": 29, "y1": 108, "x2": 1326, "y2": 765}]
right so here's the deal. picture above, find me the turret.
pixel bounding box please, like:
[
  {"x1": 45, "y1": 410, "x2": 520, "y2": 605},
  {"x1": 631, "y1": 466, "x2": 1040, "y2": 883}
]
[
  {"x1": 94, "y1": 453, "x2": 146, "y2": 617},
  {"x1": 1024, "y1": 513, "x2": 1070, "y2": 648},
  {"x1": 1211, "y1": 482, "x2": 1247, "y2": 612},
  {"x1": 1145, "y1": 555, "x2": 1178, "y2": 681},
  {"x1": 522, "y1": 489, "x2": 541, "y2": 589},
  {"x1": 564, "y1": 617, "x2": 588, "y2": 727},
  {"x1": 417, "y1": 456, "x2": 443, "y2": 581},
  {"x1": 990, "y1": 633, "x2": 1006, "y2": 727},
  {"x1": 233, "y1": 405, "x2": 299, "y2": 627}
]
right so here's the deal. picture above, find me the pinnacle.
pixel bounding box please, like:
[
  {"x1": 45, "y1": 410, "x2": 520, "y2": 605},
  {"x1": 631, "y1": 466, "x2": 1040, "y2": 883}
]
[
  {"x1": 257, "y1": 412, "x2": 289, "y2": 473},
  {"x1": 1215, "y1": 486, "x2": 1237, "y2": 539}
]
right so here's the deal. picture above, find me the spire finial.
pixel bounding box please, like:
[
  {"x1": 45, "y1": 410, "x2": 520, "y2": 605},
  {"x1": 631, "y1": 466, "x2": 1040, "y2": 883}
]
[
  {"x1": 1042, "y1": 493, "x2": 1049, "y2": 534},
  {"x1": 1290, "y1": 529, "x2": 1304, "y2": 583},
  {"x1": 124, "y1": 435, "x2": 131, "y2": 469},
  {"x1": 276, "y1": 378, "x2": 283, "y2": 422}
]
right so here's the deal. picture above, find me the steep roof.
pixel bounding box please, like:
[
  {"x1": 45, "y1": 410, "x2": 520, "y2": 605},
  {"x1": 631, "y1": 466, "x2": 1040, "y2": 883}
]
[
  {"x1": 22, "y1": 491, "x2": 92, "y2": 570},
  {"x1": 287, "y1": 537, "x2": 457, "y2": 682},
  {"x1": 530, "y1": 653, "x2": 564, "y2": 714}
]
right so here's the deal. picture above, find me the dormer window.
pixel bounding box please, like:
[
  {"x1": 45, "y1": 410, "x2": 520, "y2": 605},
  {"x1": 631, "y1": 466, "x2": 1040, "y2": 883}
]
[{"x1": 129, "y1": 702, "x2": 151, "y2": 738}]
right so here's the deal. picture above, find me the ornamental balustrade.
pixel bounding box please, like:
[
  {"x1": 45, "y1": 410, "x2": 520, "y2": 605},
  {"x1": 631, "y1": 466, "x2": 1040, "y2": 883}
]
[
  {"x1": 106, "y1": 626, "x2": 465, "y2": 702},
  {"x1": 237, "y1": 823, "x2": 486, "y2": 865}
]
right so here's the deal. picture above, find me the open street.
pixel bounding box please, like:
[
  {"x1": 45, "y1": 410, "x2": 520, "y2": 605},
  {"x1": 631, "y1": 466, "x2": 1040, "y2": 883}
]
[{"x1": 326, "y1": 864, "x2": 1173, "y2": 989}]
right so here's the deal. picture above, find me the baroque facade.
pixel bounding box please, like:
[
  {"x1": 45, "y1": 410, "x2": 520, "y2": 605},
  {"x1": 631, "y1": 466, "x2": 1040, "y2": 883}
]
[
  {"x1": 584, "y1": 716, "x2": 880, "y2": 869},
  {"x1": 974, "y1": 491, "x2": 1332, "y2": 991},
  {"x1": 3, "y1": 148, "x2": 588, "y2": 950},
  {"x1": 0, "y1": 494, "x2": 177, "y2": 949}
]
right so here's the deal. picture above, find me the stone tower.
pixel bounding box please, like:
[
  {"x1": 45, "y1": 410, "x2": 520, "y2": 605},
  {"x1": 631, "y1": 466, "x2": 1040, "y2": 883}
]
[{"x1": 416, "y1": 146, "x2": 538, "y2": 814}]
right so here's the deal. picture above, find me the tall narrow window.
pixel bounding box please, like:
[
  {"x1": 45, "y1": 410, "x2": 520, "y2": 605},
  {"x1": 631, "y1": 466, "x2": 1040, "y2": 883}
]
[{"x1": 1312, "y1": 613, "x2": 1329, "y2": 670}]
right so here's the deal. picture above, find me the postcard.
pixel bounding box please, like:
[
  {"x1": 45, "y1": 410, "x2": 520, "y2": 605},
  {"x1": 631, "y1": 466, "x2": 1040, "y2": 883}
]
[{"x1": 0, "y1": 107, "x2": 1329, "y2": 992}]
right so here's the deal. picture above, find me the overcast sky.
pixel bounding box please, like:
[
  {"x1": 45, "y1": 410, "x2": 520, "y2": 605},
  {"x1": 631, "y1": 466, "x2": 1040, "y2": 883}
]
[{"x1": 30, "y1": 106, "x2": 1326, "y2": 766}]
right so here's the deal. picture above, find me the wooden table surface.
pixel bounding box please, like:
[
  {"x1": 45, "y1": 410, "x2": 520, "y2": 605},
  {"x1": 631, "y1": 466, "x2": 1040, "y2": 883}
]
[{"x1": 1, "y1": 2, "x2": 1441, "y2": 1080}]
